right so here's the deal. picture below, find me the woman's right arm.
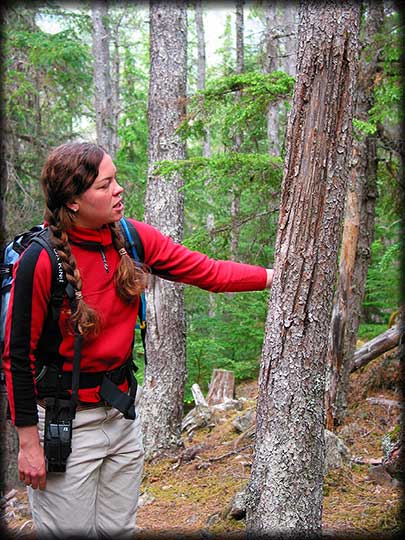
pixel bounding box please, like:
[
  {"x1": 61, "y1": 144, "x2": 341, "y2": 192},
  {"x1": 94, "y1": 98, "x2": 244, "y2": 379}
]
[
  {"x1": 3, "y1": 245, "x2": 52, "y2": 426},
  {"x1": 3, "y1": 244, "x2": 53, "y2": 489},
  {"x1": 16, "y1": 425, "x2": 47, "y2": 490}
]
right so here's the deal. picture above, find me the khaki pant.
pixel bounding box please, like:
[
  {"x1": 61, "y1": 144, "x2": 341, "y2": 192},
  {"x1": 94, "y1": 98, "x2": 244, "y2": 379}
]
[{"x1": 28, "y1": 399, "x2": 144, "y2": 540}]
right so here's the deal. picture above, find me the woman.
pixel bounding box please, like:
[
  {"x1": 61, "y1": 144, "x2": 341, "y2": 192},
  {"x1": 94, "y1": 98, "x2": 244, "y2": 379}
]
[{"x1": 3, "y1": 141, "x2": 273, "y2": 539}]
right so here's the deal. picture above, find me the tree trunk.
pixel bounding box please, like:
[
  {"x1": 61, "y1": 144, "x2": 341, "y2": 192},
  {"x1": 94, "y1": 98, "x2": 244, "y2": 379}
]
[
  {"x1": 264, "y1": 4, "x2": 280, "y2": 157},
  {"x1": 141, "y1": 0, "x2": 187, "y2": 459},
  {"x1": 91, "y1": 0, "x2": 114, "y2": 155},
  {"x1": 110, "y1": 16, "x2": 122, "y2": 160},
  {"x1": 195, "y1": 0, "x2": 216, "y2": 317},
  {"x1": 195, "y1": 0, "x2": 211, "y2": 160},
  {"x1": 0, "y1": 86, "x2": 6, "y2": 251},
  {"x1": 325, "y1": 1, "x2": 384, "y2": 429},
  {"x1": 230, "y1": 0, "x2": 244, "y2": 262},
  {"x1": 0, "y1": 389, "x2": 21, "y2": 496},
  {"x1": 0, "y1": 15, "x2": 18, "y2": 492},
  {"x1": 246, "y1": 2, "x2": 360, "y2": 535},
  {"x1": 0, "y1": 9, "x2": 20, "y2": 494},
  {"x1": 264, "y1": 2, "x2": 298, "y2": 156},
  {"x1": 235, "y1": 0, "x2": 244, "y2": 75}
]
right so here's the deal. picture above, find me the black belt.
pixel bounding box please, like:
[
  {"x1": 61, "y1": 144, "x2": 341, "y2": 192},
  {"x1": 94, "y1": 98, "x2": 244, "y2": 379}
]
[
  {"x1": 61, "y1": 363, "x2": 128, "y2": 389},
  {"x1": 62, "y1": 361, "x2": 137, "y2": 420}
]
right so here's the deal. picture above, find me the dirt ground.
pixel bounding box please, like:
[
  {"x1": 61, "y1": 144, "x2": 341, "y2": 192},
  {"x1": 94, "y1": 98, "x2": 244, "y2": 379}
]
[{"x1": 1, "y1": 350, "x2": 402, "y2": 539}]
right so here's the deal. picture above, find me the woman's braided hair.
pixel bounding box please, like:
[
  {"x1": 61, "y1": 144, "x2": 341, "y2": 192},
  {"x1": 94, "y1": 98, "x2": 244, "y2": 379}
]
[{"x1": 40, "y1": 141, "x2": 148, "y2": 337}]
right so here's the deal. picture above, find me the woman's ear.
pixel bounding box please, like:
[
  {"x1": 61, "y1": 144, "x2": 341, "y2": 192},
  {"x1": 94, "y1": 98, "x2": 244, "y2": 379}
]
[{"x1": 66, "y1": 201, "x2": 79, "y2": 213}]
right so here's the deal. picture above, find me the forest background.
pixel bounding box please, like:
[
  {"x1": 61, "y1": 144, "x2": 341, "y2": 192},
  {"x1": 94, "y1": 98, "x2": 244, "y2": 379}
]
[{"x1": 0, "y1": 0, "x2": 401, "y2": 408}]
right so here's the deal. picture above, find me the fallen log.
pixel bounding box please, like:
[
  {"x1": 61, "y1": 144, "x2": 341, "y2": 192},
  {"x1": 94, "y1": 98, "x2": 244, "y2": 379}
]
[
  {"x1": 366, "y1": 397, "x2": 402, "y2": 409},
  {"x1": 351, "y1": 324, "x2": 400, "y2": 372}
]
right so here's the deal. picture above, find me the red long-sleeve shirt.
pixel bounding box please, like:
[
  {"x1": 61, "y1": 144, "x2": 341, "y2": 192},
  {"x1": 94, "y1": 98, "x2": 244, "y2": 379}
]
[{"x1": 3, "y1": 218, "x2": 267, "y2": 426}]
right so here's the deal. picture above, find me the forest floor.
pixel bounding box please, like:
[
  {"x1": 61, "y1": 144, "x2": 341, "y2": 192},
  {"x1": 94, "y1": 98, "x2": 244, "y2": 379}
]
[{"x1": 1, "y1": 348, "x2": 402, "y2": 539}]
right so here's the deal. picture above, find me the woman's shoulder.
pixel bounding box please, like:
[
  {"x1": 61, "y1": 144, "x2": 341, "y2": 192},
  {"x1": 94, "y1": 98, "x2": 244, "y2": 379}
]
[
  {"x1": 15, "y1": 238, "x2": 54, "y2": 279},
  {"x1": 123, "y1": 217, "x2": 164, "y2": 240}
]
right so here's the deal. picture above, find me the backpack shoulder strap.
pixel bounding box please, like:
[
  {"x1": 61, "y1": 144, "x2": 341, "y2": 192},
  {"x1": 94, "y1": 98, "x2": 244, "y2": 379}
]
[
  {"x1": 119, "y1": 218, "x2": 144, "y2": 263},
  {"x1": 119, "y1": 217, "x2": 147, "y2": 363},
  {"x1": 32, "y1": 228, "x2": 67, "y2": 320}
]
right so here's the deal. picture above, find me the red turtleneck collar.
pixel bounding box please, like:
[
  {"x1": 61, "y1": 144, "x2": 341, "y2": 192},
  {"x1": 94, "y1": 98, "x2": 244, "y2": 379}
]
[
  {"x1": 68, "y1": 225, "x2": 113, "y2": 246},
  {"x1": 43, "y1": 222, "x2": 113, "y2": 247}
]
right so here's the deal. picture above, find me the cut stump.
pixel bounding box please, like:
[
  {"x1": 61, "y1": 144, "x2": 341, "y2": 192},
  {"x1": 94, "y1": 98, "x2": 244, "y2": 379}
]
[{"x1": 206, "y1": 369, "x2": 235, "y2": 406}]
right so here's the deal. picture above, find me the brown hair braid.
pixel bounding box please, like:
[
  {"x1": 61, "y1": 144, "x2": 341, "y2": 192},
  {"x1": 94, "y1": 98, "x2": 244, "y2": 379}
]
[
  {"x1": 109, "y1": 222, "x2": 148, "y2": 303},
  {"x1": 47, "y1": 214, "x2": 101, "y2": 336},
  {"x1": 40, "y1": 141, "x2": 148, "y2": 337}
]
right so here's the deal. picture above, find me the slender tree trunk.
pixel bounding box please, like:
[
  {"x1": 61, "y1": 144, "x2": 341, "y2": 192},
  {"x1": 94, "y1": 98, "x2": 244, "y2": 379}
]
[
  {"x1": 195, "y1": 0, "x2": 210, "y2": 160},
  {"x1": 264, "y1": 3, "x2": 298, "y2": 156},
  {"x1": 195, "y1": 0, "x2": 216, "y2": 317},
  {"x1": 110, "y1": 17, "x2": 122, "y2": 160},
  {"x1": 141, "y1": 0, "x2": 187, "y2": 459},
  {"x1": 246, "y1": 2, "x2": 360, "y2": 535},
  {"x1": 264, "y1": 4, "x2": 280, "y2": 157},
  {"x1": 91, "y1": 0, "x2": 114, "y2": 155},
  {"x1": 230, "y1": 0, "x2": 244, "y2": 262},
  {"x1": 235, "y1": 0, "x2": 244, "y2": 75},
  {"x1": 325, "y1": 1, "x2": 384, "y2": 429},
  {"x1": 195, "y1": 0, "x2": 212, "y2": 228}
]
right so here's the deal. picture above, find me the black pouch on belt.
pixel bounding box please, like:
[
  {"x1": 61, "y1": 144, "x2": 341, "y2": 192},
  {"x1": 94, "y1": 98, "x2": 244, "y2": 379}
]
[{"x1": 43, "y1": 397, "x2": 73, "y2": 473}]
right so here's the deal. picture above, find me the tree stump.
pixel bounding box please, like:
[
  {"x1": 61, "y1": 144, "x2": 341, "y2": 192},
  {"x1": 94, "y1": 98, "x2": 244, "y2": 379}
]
[{"x1": 206, "y1": 369, "x2": 235, "y2": 406}]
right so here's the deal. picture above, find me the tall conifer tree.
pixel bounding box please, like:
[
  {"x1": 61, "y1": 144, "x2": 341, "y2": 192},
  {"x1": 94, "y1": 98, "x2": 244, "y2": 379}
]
[
  {"x1": 141, "y1": 0, "x2": 187, "y2": 458},
  {"x1": 246, "y1": 2, "x2": 360, "y2": 533}
]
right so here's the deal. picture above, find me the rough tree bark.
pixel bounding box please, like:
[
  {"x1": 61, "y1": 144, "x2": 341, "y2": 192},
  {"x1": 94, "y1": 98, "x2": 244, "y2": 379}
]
[
  {"x1": 0, "y1": 63, "x2": 6, "y2": 251},
  {"x1": 246, "y1": 2, "x2": 360, "y2": 535},
  {"x1": 140, "y1": 0, "x2": 187, "y2": 459},
  {"x1": 91, "y1": 0, "x2": 114, "y2": 156},
  {"x1": 0, "y1": 6, "x2": 20, "y2": 495},
  {"x1": 325, "y1": 1, "x2": 384, "y2": 429}
]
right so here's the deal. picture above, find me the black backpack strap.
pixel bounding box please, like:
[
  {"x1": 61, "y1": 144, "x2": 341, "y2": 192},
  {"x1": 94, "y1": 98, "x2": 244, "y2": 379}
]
[
  {"x1": 32, "y1": 229, "x2": 67, "y2": 321},
  {"x1": 32, "y1": 230, "x2": 76, "y2": 415}
]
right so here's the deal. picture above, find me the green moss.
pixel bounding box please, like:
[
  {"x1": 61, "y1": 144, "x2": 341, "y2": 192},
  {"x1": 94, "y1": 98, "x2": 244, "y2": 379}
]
[
  {"x1": 145, "y1": 472, "x2": 245, "y2": 507},
  {"x1": 357, "y1": 323, "x2": 388, "y2": 341}
]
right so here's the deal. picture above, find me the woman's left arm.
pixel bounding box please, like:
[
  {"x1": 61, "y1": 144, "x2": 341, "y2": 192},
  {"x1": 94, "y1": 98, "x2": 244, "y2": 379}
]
[{"x1": 131, "y1": 219, "x2": 272, "y2": 293}]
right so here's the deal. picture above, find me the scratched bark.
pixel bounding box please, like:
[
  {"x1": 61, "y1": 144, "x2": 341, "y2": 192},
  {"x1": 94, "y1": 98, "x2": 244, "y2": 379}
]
[
  {"x1": 140, "y1": 1, "x2": 187, "y2": 459},
  {"x1": 246, "y1": 1, "x2": 360, "y2": 534},
  {"x1": 325, "y1": 1, "x2": 384, "y2": 427}
]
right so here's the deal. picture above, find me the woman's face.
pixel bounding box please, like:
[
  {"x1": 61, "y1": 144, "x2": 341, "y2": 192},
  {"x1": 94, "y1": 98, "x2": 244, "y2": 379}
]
[{"x1": 67, "y1": 153, "x2": 124, "y2": 229}]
